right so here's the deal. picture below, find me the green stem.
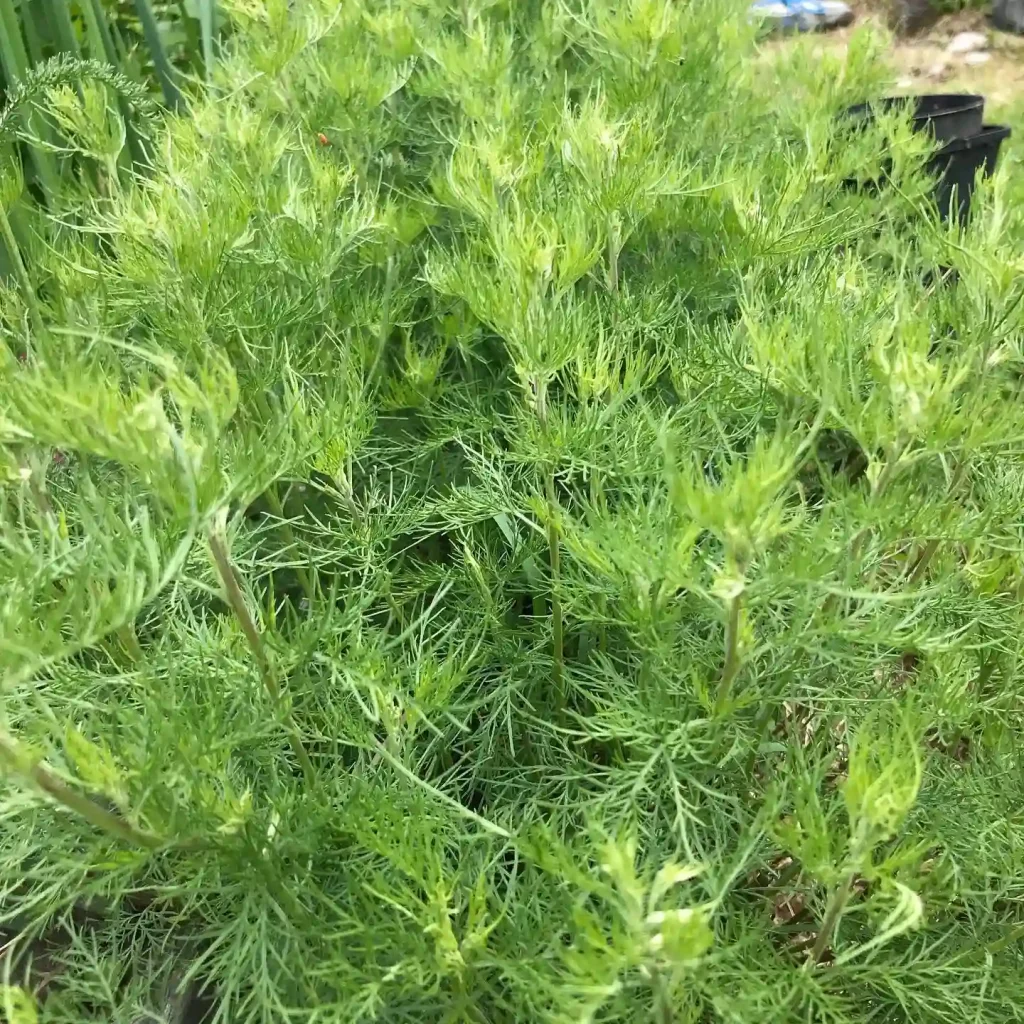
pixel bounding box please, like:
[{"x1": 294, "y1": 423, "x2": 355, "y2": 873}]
[
  {"x1": 714, "y1": 588, "x2": 743, "y2": 714},
  {"x1": 117, "y1": 622, "x2": 144, "y2": 663},
  {"x1": 367, "y1": 243, "x2": 397, "y2": 390},
  {"x1": 980, "y1": 921, "x2": 1024, "y2": 957},
  {"x1": 824, "y1": 439, "x2": 909, "y2": 621},
  {"x1": 907, "y1": 537, "x2": 940, "y2": 586},
  {"x1": 849, "y1": 439, "x2": 909, "y2": 557},
  {"x1": 0, "y1": 200, "x2": 44, "y2": 338},
  {"x1": 545, "y1": 465, "x2": 565, "y2": 710},
  {"x1": 23, "y1": 456, "x2": 54, "y2": 524},
  {"x1": 809, "y1": 870, "x2": 855, "y2": 966},
  {"x1": 208, "y1": 527, "x2": 317, "y2": 788},
  {"x1": 533, "y1": 377, "x2": 565, "y2": 709},
  {"x1": 0, "y1": 729, "x2": 162, "y2": 848},
  {"x1": 607, "y1": 212, "x2": 621, "y2": 294},
  {"x1": 376, "y1": 742, "x2": 510, "y2": 838},
  {"x1": 872, "y1": 440, "x2": 908, "y2": 499},
  {"x1": 588, "y1": 460, "x2": 608, "y2": 652},
  {"x1": 743, "y1": 699, "x2": 775, "y2": 778},
  {"x1": 905, "y1": 461, "x2": 964, "y2": 586},
  {"x1": 651, "y1": 968, "x2": 673, "y2": 1024},
  {"x1": 263, "y1": 483, "x2": 316, "y2": 604}
]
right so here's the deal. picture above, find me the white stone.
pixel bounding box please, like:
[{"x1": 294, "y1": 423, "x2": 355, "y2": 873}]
[
  {"x1": 963, "y1": 50, "x2": 992, "y2": 65},
  {"x1": 947, "y1": 31, "x2": 988, "y2": 54}
]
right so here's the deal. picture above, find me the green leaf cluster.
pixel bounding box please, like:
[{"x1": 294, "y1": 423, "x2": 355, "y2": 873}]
[{"x1": 1, "y1": 3, "x2": 1024, "y2": 1022}]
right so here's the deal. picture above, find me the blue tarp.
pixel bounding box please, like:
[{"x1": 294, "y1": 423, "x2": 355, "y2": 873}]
[{"x1": 750, "y1": 0, "x2": 855, "y2": 32}]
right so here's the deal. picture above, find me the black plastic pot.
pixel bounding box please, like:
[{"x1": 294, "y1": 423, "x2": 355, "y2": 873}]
[
  {"x1": 929, "y1": 124, "x2": 1011, "y2": 225},
  {"x1": 846, "y1": 93, "x2": 985, "y2": 144},
  {"x1": 994, "y1": 0, "x2": 1024, "y2": 33}
]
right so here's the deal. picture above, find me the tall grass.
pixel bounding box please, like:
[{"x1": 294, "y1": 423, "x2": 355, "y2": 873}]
[
  {"x1": 0, "y1": 0, "x2": 218, "y2": 188},
  {"x1": 2, "y1": 4, "x2": 1024, "y2": 1023},
  {"x1": 0, "y1": 0, "x2": 217, "y2": 279}
]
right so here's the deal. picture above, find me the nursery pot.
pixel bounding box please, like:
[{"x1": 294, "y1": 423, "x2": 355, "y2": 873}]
[
  {"x1": 928, "y1": 124, "x2": 1011, "y2": 225},
  {"x1": 846, "y1": 93, "x2": 985, "y2": 144},
  {"x1": 993, "y1": 0, "x2": 1024, "y2": 34}
]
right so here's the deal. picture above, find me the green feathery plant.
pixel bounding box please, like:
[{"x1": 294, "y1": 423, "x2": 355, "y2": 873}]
[
  {"x1": 1, "y1": 2, "x2": 1024, "y2": 1022},
  {"x1": 0, "y1": 0, "x2": 220, "y2": 109},
  {"x1": 0, "y1": 0, "x2": 219, "y2": 240}
]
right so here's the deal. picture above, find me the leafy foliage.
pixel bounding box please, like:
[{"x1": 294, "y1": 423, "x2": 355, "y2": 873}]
[
  {"x1": 0, "y1": 0, "x2": 219, "y2": 232},
  {"x1": 1, "y1": 3, "x2": 1024, "y2": 1022}
]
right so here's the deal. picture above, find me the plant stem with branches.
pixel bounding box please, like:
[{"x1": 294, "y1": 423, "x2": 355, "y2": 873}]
[
  {"x1": 0, "y1": 202, "x2": 43, "y2": 338},
  {"x1": 0, "y1": 728, "x2": 163, "y2": 848},
  {"x1": 715, "y1": 584, "x2": 744, "y2": 714},
  {"x1": 208, "y1": 524, "x2": 317, "y2": 788},
  {"x1": 534, "y1": 377, "x2": 565, "y2": 709},
  {"x1": 809, "y1": 870, "x2": 855, "y2": 966}
]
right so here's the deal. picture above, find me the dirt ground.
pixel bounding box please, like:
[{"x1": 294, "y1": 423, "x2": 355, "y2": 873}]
[{"x1": 778, "y1": 2, "x2": 1024, "y2": 113}]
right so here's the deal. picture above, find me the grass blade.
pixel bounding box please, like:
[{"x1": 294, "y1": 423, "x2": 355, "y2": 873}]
[
  {"x1": 131, "y1": 0, "x2": 183, "y2": 110},
  {"x1": 79, "y1": 0, "x2": 112, "y2": 59},
  {"x1": 0, "y1": 0, "x2": 61, "y2": 200},
  {"x1": 0, "y1": 0, "x2": 32, "y2": 97},
  {"x1": 197, "y1": 0, "x2": 216, "y2": 81},
  {"x1": 41, "y1": 0, "x2": 82, "y2": 60},
  {"x1": 18, "y1": 2, "x2": 45, "y2": 66},
  {"x1": 80, "y1": 0, "x2": 148, "y2": 165},
  {"x1": 174, "y1": 0, "x2": 203, "y2": 73}
]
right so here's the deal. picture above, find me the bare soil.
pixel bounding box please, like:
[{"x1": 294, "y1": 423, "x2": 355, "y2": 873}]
[{"x1": 770, "y1": 3, "x2": 1024, "y2": 113}]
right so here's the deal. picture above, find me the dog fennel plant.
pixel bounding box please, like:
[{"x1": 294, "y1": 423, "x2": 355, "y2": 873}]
[{"x1": 2, "y1": 2, "x2": 1024, "y2": 1021}]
